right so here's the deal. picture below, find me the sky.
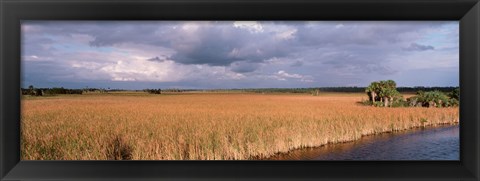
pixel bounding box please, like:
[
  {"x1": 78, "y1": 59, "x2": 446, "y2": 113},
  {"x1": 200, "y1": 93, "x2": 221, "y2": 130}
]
[{"x1": 21, "y1": 21, "x2": 459, "y2": 89}]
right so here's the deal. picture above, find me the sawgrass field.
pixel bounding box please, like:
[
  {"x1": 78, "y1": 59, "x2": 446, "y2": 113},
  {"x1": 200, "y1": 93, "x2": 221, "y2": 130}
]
[{"x1": 21, "y1": 92, "x2": 459, "y2": 160}]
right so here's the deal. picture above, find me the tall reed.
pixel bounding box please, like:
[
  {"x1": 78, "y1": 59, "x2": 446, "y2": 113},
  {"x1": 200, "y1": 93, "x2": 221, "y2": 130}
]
[{"x1": 21, "y1": 93, "x2": 458, "y2": 160}]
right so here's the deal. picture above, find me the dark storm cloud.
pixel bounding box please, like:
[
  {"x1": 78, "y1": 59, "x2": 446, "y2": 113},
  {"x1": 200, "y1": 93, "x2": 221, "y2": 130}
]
[
  {"x1": 403, "y1": 43, "x2": 435, "y2": 51},
  {"x1": 147, "y1": 56, "x2": 166, "y2": 62},
  {"x1": 164, "y1": 23, "x2": 292, "y2": 66},
  {"x1": 27, "y1": 21, "x2": 293, "y2": 66},
  {"x1": 23, "y1": 21, "x2": 442, "y2": 69}
]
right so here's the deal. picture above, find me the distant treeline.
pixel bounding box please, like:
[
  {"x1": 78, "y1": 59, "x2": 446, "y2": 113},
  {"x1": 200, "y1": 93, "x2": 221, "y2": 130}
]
[
  {"x1": 21, "y1": 86, "x2": 110, "y2": 96},
  {"x1": 202, "y1": 87, "x2": 459, "y2": 94},
  {"x1": 22, "y1": 85, "x2": 460, "y2": 96},
  {"x1": 396, "y1": 87, "x2": 459, "y2": 93},
  {"x1": 144, "y1": 89, "x2": 162, "y2": 94},
  {"x1": 21, "y1": 87, "x2": 83, "y2": 96},
  {"x1": 143, "y1": 88, "x2": 191, "y2": 94}
]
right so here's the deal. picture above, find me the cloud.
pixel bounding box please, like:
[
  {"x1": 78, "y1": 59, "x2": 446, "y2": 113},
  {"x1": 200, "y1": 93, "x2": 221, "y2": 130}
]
[
  {"x1": 21, "y1": 21, "x2": 459, "y2": 88},
  {"x1": 290, "y1": 60, "x2": 303, "y2": 67},
  {"x1": 277, "y1": 70, "x2": 302, "y2": 79},
  {"x1": 165, "y1": 22, "x2": 292, "y2": 66},
  {"x1": 48, "y1": 21, "x2": 292, "y2": 66},
  {"x1": 146, "y1": 56, "x2": 166, "y2": 62},
  {"x1": 293, "y1": 21, "x2": 447, "y2": 49},
  {"x1": 403, "y1": 43, "x2": 435, "y2": 51},
  {"x1": 229, "y1": 61, "x2": 260, "y2": 73},
  {"x1": 233, "y1": 21, "x2": 264, "y2": 33},
  {"x1": 272, "y1": 70, "x2": 314, "y2": 82}
]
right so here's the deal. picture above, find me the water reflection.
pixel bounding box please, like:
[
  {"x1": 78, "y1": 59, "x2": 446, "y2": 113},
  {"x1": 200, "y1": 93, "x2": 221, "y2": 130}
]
[{"x1": 268, "y1": 125, "x2": 459, "y2": 160}]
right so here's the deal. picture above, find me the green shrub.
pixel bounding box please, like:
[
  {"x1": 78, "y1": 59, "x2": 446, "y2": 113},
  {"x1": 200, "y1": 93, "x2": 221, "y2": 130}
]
[
  {"x1": 373, "y1": 102, "x2": 384, "y2": 107},
  {"x1": 408, "y1": 90, "x2": 458, "y2": 108},
  {"x1": 448, "y1": 88, "x2": 460, "y2": 101},
  {"x1": 391, "y1": 97, "x2": 409, "y2": 107}
]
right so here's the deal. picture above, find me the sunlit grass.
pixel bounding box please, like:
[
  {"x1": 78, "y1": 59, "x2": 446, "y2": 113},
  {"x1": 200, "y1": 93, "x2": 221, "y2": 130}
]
[{"x1": 21, "y1": 92, "x2": 459, "y2": 160}]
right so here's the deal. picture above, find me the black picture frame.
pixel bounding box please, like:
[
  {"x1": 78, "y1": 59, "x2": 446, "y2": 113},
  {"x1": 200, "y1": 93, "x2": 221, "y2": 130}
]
[{"x1": 1, "y1": 0, "x2": 479, "y2": 180}]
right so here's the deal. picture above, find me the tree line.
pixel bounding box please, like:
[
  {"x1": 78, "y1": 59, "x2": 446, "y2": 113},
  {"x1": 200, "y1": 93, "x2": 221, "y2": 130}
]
[
  {"x1": 143, "y1": 88, "x2": 190, "y2": 94},
  {"x1": 204, "y1": 87, "x2": 458, "y2": 94},
  {"x1": 364, "y1": 80, "x2": 459, "y2": 108},
  {"x1": 22, "y1": 84, "x2": 460, "y2": 101},
  {"x1": 21, "y1": 85, "x2": 107, "y2": 96}
]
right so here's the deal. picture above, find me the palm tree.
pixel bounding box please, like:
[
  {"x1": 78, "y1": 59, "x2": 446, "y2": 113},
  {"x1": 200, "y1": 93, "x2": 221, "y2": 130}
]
[
  {"x1": 366, "y1": 80, "x2": 400, "y2": 107},
  {"x1": 28, "y1": 85, "x2": 35, "y2": 96},
  {"x1": 365, "y1": 81, "x2": 380, "y2": 103}
]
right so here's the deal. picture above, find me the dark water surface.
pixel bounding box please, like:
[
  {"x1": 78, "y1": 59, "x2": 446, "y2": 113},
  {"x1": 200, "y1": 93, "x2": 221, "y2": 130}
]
[{"x1": 268, "y1": 125, "x2": 459, "y2": 160}]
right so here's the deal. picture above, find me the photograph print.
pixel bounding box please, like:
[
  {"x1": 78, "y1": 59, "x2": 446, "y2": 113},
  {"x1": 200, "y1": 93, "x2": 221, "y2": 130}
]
[{"x1": 21, "y1": 21, "x2": 459, "y2": 160}]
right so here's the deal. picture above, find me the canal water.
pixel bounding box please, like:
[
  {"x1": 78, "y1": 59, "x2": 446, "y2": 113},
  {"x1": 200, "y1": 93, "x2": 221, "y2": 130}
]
[{"x1": 268, "y1": 125, "x2": 459, "y2": 160}]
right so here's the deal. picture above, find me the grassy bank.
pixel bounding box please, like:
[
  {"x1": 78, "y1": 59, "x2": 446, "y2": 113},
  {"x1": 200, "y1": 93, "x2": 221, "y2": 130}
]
[{"x1": 21, "y1": 92, "x2": 458, "y2": 160}]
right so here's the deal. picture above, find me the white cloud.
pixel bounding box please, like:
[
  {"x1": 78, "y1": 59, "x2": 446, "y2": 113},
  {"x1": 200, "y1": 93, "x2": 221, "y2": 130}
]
[
  {"x1": 23, "y1": 55, "x2": 41, "y2": 61},
  {"x1": 233, "y1": 21, "x2": 264, "y2": 33},
  {"x1": 275, "y1": 29, "x2": 297, "y2": 40},
  {"x1": 85, "y1": 55, "x2": 192, "y2": 83},
  {"x1": 271, "y1": 70, "x2": 314, "y2": 82},
  {"x1": 277, "y1": 70, "x2": 302, "y2": 78}
]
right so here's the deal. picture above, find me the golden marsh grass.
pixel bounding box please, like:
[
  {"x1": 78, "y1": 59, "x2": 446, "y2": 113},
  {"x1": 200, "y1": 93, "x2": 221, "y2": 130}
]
[{"x1": 21, "y1": 92, "x2": 459, "y2": 160}]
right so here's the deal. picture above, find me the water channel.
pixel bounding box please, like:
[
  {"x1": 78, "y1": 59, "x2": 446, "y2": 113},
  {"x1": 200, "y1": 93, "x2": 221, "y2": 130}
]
[{"x1": 268, "y1": 125, "x2": 459, "y2": 160}]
